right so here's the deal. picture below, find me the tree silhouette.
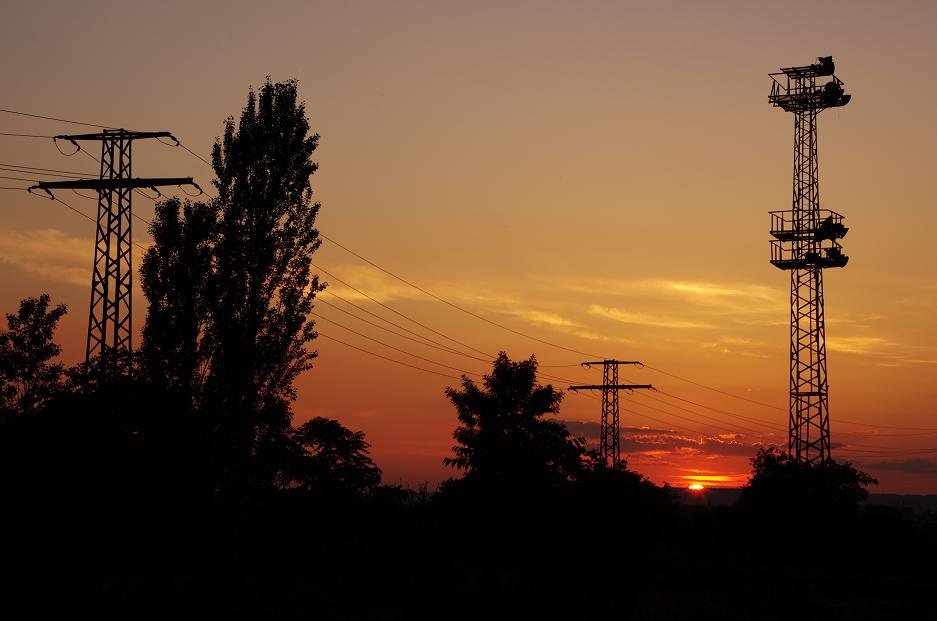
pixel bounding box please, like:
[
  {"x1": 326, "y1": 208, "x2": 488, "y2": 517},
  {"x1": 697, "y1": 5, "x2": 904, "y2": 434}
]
[
  {"x1": 284, "y1": 417, "x2": 382, "y2": 495},
  {"x1": 140, "y1": 197, "x2": 216, "y2": 408},
  {"x1": 0, "y1": 294, "x2": 67, "y2": 420},
  {"x1": 739, "y1": 446, "x2": 878, "y2": 517},
  {"x1": 203, "y1": 78, "x2": 326, "y2": 490},
  {"x1": 442, "y1": 352, "x2": 585, "y2": 491},
  {"x1": 137, "y1": 79, "x2": 326, "y2": 492}
]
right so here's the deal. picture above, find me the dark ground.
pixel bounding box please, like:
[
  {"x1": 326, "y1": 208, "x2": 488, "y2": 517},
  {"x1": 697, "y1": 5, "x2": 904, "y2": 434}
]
[{"x1": 2, "y1": 487, "x2": 936, "y2": 620}]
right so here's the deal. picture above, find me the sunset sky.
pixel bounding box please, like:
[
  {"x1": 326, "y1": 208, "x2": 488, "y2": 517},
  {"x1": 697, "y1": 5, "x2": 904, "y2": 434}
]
[{"x1": 1, "y1": 1, "x2": 935, "y2": 493}]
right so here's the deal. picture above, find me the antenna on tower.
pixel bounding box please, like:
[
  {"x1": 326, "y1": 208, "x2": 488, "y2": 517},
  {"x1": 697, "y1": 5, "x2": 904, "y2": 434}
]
[{"x1": 767, "y1": 56, "x2": 851, "y2": 464}]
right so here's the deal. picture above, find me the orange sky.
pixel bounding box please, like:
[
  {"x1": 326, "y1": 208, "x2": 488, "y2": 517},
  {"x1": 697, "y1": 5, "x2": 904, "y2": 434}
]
[{"x1": 1, "y1": 1, "x2": 935, "y2": 493}]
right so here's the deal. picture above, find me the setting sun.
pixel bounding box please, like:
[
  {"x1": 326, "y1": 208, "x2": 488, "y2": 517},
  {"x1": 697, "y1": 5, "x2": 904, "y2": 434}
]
[{"x1": 688, "y1": 484, "x2": 705, "y2": 491}]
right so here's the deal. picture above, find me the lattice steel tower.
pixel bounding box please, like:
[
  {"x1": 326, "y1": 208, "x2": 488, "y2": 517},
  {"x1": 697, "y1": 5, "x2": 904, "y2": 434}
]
[
  {"x1": 31, "y1": 130, "x2": 196, "y2": 376},
  {"x1": 767, "y1": 57, "x2": 851, "y2": 464},
  {"x1": 569, "y1": 361, "x2": 652, "y2": 468}
]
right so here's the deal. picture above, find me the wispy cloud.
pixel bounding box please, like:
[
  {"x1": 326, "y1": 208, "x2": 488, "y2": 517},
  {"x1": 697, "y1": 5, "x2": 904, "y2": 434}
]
[
  {"x1": 665, "y1": 281, "x2": 778, "y2": 303},
  {"x1": 319, "y1": 263, "x2": 424, "y2": 303},
  {"x1": 573, "y1": 330, "x2": 632, "y2": 344},
  {"x1": 562, "y1": 420, "x2": 762, "y2": 458},
  {"x1": 0, "y1": 228, "x2": 91, "y2": 286},
  {"x1": 493, "y1": 307, "x2": 582, "y2": 329},
  {"x1": 589, "y1": 305, "x2": 711, "y2": 330},
  {"x1": 826, "y1": 336, "x2": 888, "y2": 355}
]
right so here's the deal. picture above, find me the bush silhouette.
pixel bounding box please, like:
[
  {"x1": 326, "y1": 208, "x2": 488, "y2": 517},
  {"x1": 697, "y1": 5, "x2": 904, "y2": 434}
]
[
  {"x1": 441, "y1": 352, "x2": 586, "y2": 498},
  {"x1": 0, "y1": 294, "x2": 67, "y2": 420},
  {"x1": 739, "y1": 446, "x2": 877, "y2": 521}
]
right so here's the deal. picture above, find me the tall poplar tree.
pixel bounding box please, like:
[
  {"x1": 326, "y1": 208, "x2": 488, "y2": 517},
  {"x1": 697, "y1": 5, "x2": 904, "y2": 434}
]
[
  {"x1": 206, "y1": 78, "x2": 325, "y2": 489},
  {"x1": 141, "y1": 79, "x2": 325, "y2": 491}
]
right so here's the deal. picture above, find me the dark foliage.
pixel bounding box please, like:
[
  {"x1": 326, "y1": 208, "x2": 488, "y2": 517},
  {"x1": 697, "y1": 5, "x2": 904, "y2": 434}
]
[
  {"x1": 283, "y1": 416, "x2": 382, "y2": 495},
  {"x1": 0, "y1": 294, "x2": 67, "y2": 420},
  {"x1": 137, "y1": 79, "x2": 326, "y2": 493},
  {"x1": 739, "y1": 446, "x2": 878, "y2": 520},
  {"x1": 203, "y1": 78, "x2": 326, "y2": 492},
  {"x1": 441, "y1": 352, "x2": 586, "y2": 494},
  {"x1": 140, "y1": 197, "x2": 216, "y2": 408},
  {"x1": 573, "y1": 459, "x2": 675, "y2": 514}
]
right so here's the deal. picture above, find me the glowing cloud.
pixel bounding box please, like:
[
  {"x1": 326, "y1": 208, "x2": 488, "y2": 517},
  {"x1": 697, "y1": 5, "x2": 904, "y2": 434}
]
[
  {"x1": 826, "y1": 336, "x2": 887, "y2": 355},
  {"x1": 0, "y1": 228, "x2": 92, "y2": 287},
  {"x1": 588, "y1": 304, "x2": 711, "y2": 330}
]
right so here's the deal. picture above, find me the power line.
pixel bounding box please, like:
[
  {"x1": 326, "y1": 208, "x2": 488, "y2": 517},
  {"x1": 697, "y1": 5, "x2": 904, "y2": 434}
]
[
  {"x1": 0, "y1": 168, "x2": 83, "y2": 180},
  {"x1": 838, "y1": 446, "x2": 937, "y2": 456},
  {"x1": 642, "y1": 364, "x2": 784, "y2": 411},
  {"x1": 834, "y1": 437, "x2": 937, "y2": 451},
  {"x1": 0, "y1": 163, "x2": 93, "y2": 177},
  {"x1": 179, "y1": 142, "x2": 213, "y2": 168},
  {"x1": 23, "y1": 191, "x2": 150, "y2": 252},
  {"x1": 312, "y1": 312, "x2": 484, "y2": 377},
  {"x1": 47, "y1": 196, "x2": 95, "y2": 224},
  {"x1": 837, "y1": 418, "x2": 937, "y2": 432},
  {"x1": 0, "y1": 107, "x2": 112, "y2": 129},
  {"x1": 318, "y1": 332, "x2": 462, "y2": 380},
  {"x1": 836, "y1": 428, "x2": 937, "y2": 438},
  {"x1": 319, "y1": 233, "x2": 602, "y2": 359},
  {"x1": 313, "y1": 263, "x2": 492, "y2": 358},
  {"x1": 652, "y1": 389, "x2": 781, "y2": 430},
  {"x1": 0, "y1": 132, "x2": 55, "y2": 138},
  {"x1": 315, "y1": 309, "x2": 604, "y2": 401},
  {"x1": 0, "y1": 175, "x2": 39, "y2": 183},
  {"x1": 317, "y1": 297, "x2": 490, "y2": 362},
  {"x1": 319, "y1": 277, "x2": 588, "y2": 370},
  {"x1": 628, "y1": 393, "x2": 776, "y2": 438},
  {"x1": 320, "y1": 289, "x2": 484, "y2": 360}
]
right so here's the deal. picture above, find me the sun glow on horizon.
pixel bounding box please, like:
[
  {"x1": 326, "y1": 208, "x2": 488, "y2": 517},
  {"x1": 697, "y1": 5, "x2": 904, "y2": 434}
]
[{"x1": 688, "y1": 483, "x2": 705, "y2": 491}]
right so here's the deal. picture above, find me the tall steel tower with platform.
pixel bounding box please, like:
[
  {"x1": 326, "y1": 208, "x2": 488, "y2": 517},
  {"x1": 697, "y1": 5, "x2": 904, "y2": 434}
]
[{"x1": 768, "y1": 56, "x2": 851, "y2": 464}]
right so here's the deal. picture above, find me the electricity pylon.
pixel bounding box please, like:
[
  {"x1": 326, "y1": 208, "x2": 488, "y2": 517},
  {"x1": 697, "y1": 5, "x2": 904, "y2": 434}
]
[
  {"x1": 767, "y1": 57, "x2": 851, "y2": 464},
  {"x1": 30, "y1": 129, "x2": 197, "y2": 377},
  {"x1": 569, "y1": 360, "x2": 653, "y2": 468}
]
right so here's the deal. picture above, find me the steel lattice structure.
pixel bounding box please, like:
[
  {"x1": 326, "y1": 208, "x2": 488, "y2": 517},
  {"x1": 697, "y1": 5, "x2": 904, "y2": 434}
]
[
  {"x1": 31, "y1": 130, "x2": 195, "y2": 377},
  {"x1": 768, "y1": 57, "x2": 851, "y2": 464},
  {"x1": 88, "y1": 131, "x2": 133, "y2": 366},
  {"x1": 569, "y1": 360, "x2": 651, "y2": 468}
]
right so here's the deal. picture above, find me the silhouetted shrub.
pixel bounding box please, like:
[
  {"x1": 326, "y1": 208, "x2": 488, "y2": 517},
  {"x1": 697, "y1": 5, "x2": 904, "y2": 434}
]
[
  {"x1": 440, "y1": 352, "x2": 586, "y2": 498},
  {"x1": 739, "y1": 446, "x2": 877, "y2": 523}
]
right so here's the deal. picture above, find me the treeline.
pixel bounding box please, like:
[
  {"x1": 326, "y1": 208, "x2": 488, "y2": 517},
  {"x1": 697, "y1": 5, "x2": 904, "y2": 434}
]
[{"x1": 1, "y1": 79, "x2": 935, "y2": 619}]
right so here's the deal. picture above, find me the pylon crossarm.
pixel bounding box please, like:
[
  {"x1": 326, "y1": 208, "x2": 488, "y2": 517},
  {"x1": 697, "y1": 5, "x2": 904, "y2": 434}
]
[
  {"x1": 568, "y1": 384, "x2": 654, "y2": 391},
  {"x1": 581, "y1": 360, "x2": 643, "y2": 368},
  {"x1": 30, "y1": 177, "x2": 195, "y2": 193},
  {"x1": 52, "y1": 131, "x2": 176, "y2": 142}
]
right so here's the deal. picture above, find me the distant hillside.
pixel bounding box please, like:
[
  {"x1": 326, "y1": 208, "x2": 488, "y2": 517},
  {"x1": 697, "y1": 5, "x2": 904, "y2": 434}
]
[
  {"x1": 675, "y1": 487, "x2": 937, "y2": 512},
  {"x1": 865, "y1": 493, "x2": 937, "y2": 513}
]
